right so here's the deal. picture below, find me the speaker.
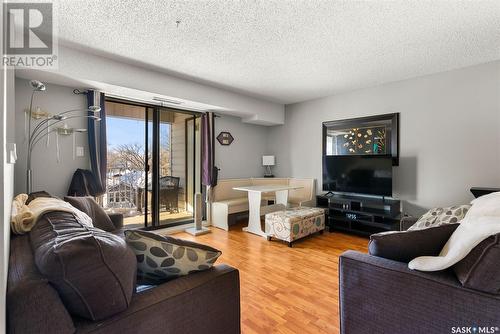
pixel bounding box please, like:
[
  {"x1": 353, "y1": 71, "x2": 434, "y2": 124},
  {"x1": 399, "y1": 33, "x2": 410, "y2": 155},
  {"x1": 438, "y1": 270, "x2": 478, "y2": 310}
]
[
  {"x1": 194, "y1": 192, "x2": 202, "y2": 229},
  {"x1": 185, "y1": 192, "x2": 211, "y2": 236}
]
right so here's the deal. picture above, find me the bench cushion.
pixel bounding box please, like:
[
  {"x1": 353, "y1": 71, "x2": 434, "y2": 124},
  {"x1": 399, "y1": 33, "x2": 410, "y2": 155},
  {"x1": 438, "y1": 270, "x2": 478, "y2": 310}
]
[
  {"x1": 216, "y1": 198, "x2": 249, "y2": 206},
  {"x1": 266, "y1": 207, "x2": 325, "y2": 224}
]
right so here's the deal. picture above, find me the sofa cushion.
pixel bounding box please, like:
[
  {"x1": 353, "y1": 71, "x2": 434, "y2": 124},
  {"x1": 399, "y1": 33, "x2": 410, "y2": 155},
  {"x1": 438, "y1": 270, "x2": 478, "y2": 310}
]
[
  {"x1": 453, "y1": 233, "x2": 500, "y2": 294},
  {"x1": 26, "y1": 190, "x2": 54, "y2": 205},
  {"x1": 30, "y1": 211, "x2": 136, "y2": 320},
  {"x1": 408, "y1": 205, "x2": 470, "y2": 230},
  {"x1": 369, "y1": 224, "x2": 460, "y2": 263},
  {"x1": 65, "y1": 196, "x2": 116, "y2": 232},
  {"x1": 125, "y1": 230, "x2": 221, "y2": 284},
  {"x1": 7, "y1": 235, "x2": 76, "y2": 334},
  {"x1": 8, "y1": 279, "x2": 76, "y2": 333}
]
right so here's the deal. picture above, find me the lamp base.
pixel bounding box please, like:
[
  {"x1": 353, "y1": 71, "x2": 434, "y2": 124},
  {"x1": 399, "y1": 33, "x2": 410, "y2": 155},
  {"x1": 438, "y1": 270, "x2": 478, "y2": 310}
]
[
  {"x1": 263, "y1": 174, "x2": 275, "y2": 178},
  {"x1": 184, "y1": 227, "x2": 211, "y2": 236}
]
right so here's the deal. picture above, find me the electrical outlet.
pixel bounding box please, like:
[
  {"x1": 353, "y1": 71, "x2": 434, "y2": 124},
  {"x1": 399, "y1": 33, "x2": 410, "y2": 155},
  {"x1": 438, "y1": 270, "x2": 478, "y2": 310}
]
[{"x1": 76, "y1": 146, "x2": 84, "y2": 157}]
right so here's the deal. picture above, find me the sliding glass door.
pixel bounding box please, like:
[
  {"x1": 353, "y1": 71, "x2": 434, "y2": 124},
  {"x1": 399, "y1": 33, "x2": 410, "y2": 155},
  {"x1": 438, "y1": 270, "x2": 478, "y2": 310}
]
[
  {"x1": 155, "y1": 109, "x2": 201, "y2": 227},
  {"x1": 104, "y1": 99, "x2": 200, "y2": 229}
]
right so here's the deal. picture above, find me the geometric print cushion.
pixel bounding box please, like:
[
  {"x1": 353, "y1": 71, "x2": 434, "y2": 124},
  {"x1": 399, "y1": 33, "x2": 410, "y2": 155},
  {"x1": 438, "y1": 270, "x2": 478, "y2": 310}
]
[
  {"x1": 408, "y1": 205, "x2": 471, "y2": 231},
  {"x1": 124, "y1": 230, "x2": 221, "y2": 284}
]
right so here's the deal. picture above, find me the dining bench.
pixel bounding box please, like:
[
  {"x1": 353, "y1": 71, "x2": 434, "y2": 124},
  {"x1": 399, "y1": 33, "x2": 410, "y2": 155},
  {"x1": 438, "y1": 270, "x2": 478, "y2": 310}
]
[{"x1": 209, "y1": 178, "x2": 315, "y2": 231}]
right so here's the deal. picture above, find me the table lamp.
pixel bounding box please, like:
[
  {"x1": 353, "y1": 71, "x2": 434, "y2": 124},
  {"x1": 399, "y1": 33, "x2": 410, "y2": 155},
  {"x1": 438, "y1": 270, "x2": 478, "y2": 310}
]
[{"x1": 262, "y1": 155, "x2": 275, "y2": 178}]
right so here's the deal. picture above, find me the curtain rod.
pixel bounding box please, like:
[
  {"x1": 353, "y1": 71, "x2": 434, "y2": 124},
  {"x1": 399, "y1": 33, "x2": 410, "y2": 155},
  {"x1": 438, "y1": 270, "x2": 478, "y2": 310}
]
[{"x1": 72, "y1": 89, "x2": 223, "y2": 117}]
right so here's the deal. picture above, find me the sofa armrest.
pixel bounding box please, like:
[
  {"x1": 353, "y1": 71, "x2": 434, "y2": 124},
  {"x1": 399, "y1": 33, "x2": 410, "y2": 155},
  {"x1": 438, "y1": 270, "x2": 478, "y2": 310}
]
[
  {"x1": 339, "y1": 251, "x2": 500, "y2": 334},
  {"x1": 400, "y1": 215, "x2": 418, "y2": 230},
  {"x1": 74, "y1": 264, "x2": 240, "y2": 334},
  {"x1": 108, "y1": 213, "x2": 123, "y2": 229}
]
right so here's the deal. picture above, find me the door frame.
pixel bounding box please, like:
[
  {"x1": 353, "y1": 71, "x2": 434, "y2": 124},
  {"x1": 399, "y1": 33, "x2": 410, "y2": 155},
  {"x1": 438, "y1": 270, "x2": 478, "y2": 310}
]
[{"x1": 104, "y1": 96, "x2": 202, "y2": 230}]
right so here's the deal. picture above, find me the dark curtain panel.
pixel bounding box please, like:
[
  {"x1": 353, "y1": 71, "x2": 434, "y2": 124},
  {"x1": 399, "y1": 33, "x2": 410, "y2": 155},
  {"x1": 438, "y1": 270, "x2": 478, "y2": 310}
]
[
  {"x1": 86, "y1": 90, "x2": 107, "y2": 196},
  {"x1": 201, "y1": 112, "x2": 217, "y2": 187}
]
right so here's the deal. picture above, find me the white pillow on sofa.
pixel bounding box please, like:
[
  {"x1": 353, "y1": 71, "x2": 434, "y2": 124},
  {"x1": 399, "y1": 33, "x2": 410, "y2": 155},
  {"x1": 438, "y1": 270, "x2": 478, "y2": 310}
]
[{"x1": 408, "y1": 192, "x2": 500, "y2": 271}]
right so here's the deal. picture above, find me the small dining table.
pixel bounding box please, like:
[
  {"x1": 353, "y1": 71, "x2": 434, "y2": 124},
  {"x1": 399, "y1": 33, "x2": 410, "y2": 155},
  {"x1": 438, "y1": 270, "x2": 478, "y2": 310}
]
[{"x1": 233, "y1": 184, "x2": 303, "y2": 238}]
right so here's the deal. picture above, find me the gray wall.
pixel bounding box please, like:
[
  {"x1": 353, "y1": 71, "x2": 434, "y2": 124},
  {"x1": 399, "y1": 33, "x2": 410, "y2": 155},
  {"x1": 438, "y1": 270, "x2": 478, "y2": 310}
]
[
  {"x1": 15, "y1": 79, "x2": 90, "y2": 197},
  {"x1": 13, "y1": 79, "x2": 271, "y2": 195},
  {"x1": 268, "y1": 61, "x2": 500, "y2": 216},
  {"x1": 215, "y1": 115, "x2": 270, "y2": 179},
  {"x1": 14, "y1": 61, "x2": 500, "y2": 215}
]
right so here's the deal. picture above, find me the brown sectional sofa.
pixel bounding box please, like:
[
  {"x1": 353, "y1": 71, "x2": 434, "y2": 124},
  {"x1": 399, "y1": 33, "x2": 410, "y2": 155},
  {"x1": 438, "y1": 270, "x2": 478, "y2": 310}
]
[{"x1": 7, "y1": 212, "x2": 241, "y2": 334}]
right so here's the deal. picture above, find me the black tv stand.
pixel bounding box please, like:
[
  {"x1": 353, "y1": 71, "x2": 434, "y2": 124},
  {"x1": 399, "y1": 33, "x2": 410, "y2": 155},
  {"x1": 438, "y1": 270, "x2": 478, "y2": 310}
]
[{"x1": 316, "y1": 193, "x2": 401, "y2": 237}]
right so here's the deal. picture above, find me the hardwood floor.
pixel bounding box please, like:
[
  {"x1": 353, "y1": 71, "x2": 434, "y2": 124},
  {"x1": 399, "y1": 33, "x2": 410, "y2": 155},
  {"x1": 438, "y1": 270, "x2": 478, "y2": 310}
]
[{"x1": 171, "y1": 221, "x2": 368, "y2": 334}]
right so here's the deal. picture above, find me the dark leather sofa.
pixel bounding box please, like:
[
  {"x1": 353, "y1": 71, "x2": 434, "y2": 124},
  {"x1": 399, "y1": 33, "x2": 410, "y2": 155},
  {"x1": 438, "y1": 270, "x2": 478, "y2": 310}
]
[{"x1": 7, "y1": 212, "x2": 241, "y2": 334}]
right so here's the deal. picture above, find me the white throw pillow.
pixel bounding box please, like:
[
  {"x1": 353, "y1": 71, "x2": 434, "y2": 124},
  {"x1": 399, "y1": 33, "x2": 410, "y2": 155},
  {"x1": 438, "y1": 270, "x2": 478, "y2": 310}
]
[{"x1": 408, "y1": 192, "x2": 500, "y2": 271}]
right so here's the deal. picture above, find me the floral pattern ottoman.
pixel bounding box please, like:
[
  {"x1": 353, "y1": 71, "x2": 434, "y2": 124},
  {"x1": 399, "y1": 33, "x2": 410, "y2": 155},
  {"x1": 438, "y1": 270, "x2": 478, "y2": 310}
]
[{"x1": 265, "y1": 207, "x2": 325, "y2": 246}]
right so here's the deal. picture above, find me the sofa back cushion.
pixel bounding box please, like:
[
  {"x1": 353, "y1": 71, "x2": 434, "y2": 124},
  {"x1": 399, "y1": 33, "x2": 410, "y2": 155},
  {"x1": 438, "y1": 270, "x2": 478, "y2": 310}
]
[
  {"x1": 64, "y1": 196, "x2": 116, "y2": 232},
  {"x1": 30, "y1": 211, "x2": 137, "y2": 320},
  {"x1": 251, "y1": 178, "x2": 289, "y2": 186},
  {"x1": 369, "y1": 224, "x2": 460, "y2": 263},
  {"x1": 453, "y1": 233, "x2": 500, "y2": 294},
  {"x1": 212, "y1": 178, "x2": 252, "y2": 201}
]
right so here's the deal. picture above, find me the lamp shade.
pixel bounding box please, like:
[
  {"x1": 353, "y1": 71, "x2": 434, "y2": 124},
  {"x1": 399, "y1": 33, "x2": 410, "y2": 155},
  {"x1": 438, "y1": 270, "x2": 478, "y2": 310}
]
[{"x1": 262, "y1": 155, "x2": 275, "y2": 166}]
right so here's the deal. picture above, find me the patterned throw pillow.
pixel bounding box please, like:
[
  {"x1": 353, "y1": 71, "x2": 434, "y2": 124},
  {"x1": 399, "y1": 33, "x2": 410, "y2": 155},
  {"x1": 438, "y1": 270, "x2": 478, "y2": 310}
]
[
  {"x1": 124, "y1": 230, "x2": 222, "y2": 284},
  {"x1": 409, "y1": 205, "x2": 471, "y2": 231}
]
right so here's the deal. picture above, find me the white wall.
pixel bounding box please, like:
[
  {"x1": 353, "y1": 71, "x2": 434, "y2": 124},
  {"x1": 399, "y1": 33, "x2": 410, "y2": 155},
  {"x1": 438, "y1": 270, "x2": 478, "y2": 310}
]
[
  {"x1": 268, "y1": 61, "x2": 500, "y2": 215},
  {"x1": 14, "y1": 79, "x2": 89, "y2": 197},
  {"x1": 215, "y1": 115, "x2": 270, "y2": 179},
  {"x1": 1, "y1": 70, "x2": 15, "y2": 334}
]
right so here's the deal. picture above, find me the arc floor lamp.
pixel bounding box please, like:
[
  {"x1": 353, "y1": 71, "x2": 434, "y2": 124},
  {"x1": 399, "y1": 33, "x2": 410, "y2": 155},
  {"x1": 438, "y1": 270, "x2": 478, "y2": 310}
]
[{"x1": 25, "y1": 80, "x2": 102, "y2": 194}]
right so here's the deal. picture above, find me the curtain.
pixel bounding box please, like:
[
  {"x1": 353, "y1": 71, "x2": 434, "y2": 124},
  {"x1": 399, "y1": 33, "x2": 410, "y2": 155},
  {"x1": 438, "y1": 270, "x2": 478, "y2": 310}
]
[
  {"x1": 86, "y1": 90, "x2": 107, "y2": 196},
  {"x1": 201, "y1": 112, "x2": 217, "y2": 224},
  {"x1": 201, "y1": 112, "x2": 217, "y2": 187}
]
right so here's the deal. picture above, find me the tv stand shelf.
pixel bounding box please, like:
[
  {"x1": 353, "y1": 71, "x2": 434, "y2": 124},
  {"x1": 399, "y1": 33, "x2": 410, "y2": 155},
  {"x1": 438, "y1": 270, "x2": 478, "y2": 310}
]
[{"x1": 317, "y1": 194, "x2": 401, "y2": 237}]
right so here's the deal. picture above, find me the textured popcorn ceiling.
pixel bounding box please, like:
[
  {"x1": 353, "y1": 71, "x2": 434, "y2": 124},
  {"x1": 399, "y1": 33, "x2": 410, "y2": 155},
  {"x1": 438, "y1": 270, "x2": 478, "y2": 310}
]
[{"x1": 57, "y1": 0, "x2": 500, "y2": 104}]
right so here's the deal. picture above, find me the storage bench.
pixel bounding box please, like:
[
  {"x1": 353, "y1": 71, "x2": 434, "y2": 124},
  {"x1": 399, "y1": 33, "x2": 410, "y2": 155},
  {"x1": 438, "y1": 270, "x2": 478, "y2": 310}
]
[{"x1": 265, "y1": 207, "x2": 325, "y2": 246}]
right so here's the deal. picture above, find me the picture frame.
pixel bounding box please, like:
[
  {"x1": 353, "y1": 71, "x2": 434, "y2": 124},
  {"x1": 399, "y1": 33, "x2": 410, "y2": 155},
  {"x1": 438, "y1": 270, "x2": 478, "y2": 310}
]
[
  {"x1": 217, "y1": 131, "x2": 234, "y2": 146},
  {"x1": 322, "y1": 113, "x2": 399, "y2": 165}
]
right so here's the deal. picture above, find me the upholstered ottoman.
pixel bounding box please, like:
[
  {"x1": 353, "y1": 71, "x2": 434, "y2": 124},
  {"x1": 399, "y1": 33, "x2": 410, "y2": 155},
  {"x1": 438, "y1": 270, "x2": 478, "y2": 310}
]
[{"x1": 265, "y1": 207, "x2": 325, "y2": 246}]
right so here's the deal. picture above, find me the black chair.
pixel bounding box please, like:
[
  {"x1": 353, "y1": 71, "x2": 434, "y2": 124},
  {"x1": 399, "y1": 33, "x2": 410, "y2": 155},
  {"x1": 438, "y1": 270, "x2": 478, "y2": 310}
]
[{"x1": 159, "y1": 176, "x2": 180, "y2": 213}]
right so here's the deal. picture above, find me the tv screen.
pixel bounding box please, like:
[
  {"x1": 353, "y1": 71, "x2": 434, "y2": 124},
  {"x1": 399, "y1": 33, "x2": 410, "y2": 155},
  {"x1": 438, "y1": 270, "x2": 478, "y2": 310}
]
[{"x1": 322, "y1": 155, "x2": 393, "y2": 196}]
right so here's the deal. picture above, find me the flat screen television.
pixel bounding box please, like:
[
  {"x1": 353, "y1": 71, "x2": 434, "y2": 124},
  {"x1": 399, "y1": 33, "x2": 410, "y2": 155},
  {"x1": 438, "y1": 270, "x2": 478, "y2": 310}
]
[{"x1": 322, "y1": 155, "x2": 393, "y2": 196}]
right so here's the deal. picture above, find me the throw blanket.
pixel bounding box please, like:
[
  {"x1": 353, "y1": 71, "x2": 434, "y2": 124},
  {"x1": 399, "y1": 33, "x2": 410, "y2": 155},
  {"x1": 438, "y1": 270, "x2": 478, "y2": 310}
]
[
  {"x1": 409, "y1": 192, "x2": 500, "y2": 271},
  {"x1": 11, "y1": 194, "x2": 93, "y2": 235}
]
